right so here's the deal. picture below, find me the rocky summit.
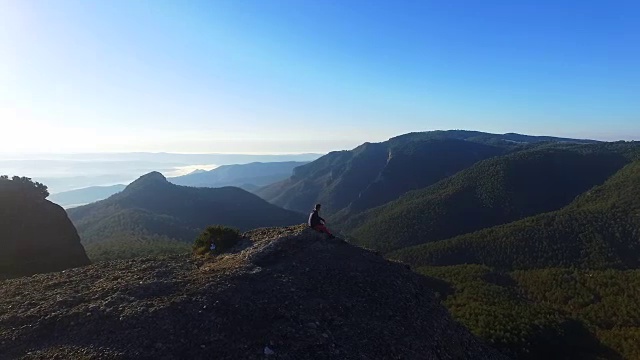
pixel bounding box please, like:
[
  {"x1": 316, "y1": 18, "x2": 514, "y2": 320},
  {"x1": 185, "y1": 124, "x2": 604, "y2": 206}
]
[
  {"x1": 0, "y1": 193, "x2": 90, "y2": 279},
  {"x1": 0, "y1": 225, "x2": 504, "y2": 360}
]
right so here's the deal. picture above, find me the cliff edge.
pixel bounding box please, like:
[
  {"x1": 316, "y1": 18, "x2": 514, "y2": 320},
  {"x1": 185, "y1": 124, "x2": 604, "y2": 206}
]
[{"x1": 0, "y1": 186, "x2": 90, "y2": 278}]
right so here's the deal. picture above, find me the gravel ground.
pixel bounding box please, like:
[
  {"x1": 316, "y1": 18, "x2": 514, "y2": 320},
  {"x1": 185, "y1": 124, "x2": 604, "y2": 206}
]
[{"x1": 0, "y1": 225, "x2": 506, "y2": 360}]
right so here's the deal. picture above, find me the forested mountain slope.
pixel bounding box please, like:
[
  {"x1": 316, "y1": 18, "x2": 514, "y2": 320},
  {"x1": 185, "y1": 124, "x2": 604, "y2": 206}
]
[
  {"x1": 349, "y1": 143, "x2": 635, "y2": 253},
  {"x1": 390, "y1": 158, "x2": 640, "y2": 270},
  {"x1": 417, "y1": 264, "x2": 640, "y2": 359},
  {"x1": 257, "y1": 130, "x2": 598, "y2": 223},
  {"x1": 67, "y1": 172, "x2": 305, "y2": 261},
  {"x1": 258, "y1": 138, "x2": 506, "y2": 216}
]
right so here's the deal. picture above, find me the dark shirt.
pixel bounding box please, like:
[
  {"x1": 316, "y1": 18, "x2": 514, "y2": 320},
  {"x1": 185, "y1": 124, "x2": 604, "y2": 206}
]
[{"x1": 308, "y1": 209, "x2": 325, "y2": 227}]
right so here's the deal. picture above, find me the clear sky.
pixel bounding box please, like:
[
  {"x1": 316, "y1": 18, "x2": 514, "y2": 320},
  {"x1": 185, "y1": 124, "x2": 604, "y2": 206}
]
[{"x1": 1, "y1": 0, "x2": 639, "y2": 154}]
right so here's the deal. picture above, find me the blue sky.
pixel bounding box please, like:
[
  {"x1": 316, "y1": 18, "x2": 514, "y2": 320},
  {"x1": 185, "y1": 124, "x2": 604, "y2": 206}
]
[{"x1": 1, "y1": 0, "x2": 639, "y2": 154}]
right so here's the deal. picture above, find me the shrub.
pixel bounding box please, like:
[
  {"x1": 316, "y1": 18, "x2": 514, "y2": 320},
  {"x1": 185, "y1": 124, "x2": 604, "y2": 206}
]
[
  {"x1": 193, "y1": 225, "x2": 240, "y2": 255},
  {"x1": 0, "y1": 175, "x2": 49, "y2": 199}
]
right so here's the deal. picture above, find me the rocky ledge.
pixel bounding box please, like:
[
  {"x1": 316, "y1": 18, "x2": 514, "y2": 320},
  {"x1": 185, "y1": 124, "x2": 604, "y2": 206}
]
[{"x1": 0, "y1": 225, "x2": 505, "y2": 359}]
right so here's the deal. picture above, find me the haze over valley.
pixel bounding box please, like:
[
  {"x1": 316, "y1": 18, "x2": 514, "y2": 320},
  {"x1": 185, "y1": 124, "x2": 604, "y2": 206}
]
[{"x1": 1, "y1": 152, "x2": 321, "y2": 194}]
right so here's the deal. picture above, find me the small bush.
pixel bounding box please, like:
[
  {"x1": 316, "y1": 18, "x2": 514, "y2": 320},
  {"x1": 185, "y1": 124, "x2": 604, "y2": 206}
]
[
  {"x1": 0, "y1": 175, "x2": 49, "y2": 199},
  {"x1": 193, "y1": 225, "x2": 240, "y2": 255}
]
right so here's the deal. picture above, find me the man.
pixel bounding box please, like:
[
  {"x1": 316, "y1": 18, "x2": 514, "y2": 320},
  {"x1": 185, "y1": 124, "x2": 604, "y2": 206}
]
[{"x1": 308, "y1": 203, "x2": 335, "y2": 238}]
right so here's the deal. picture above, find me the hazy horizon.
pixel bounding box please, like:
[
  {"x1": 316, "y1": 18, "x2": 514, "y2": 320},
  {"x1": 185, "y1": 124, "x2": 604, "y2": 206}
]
[
  {"x1": 0, "y1": 150, "x2": 325, "y2": 158},
  {"x1": 0, "y1": 128, "x2": 638, "y2": 157},
  {"x1": 0, "y1": 152, "x2": 321, "y2": 193},
  {"x1": 2, "y1": 1, "x2": 639, "y2": 154}
]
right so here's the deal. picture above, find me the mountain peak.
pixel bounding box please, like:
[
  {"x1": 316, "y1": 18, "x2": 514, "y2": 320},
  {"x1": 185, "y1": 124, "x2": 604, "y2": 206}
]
[
  {"x1": 124, "y1": 171, "x2": 169, "y2": 192},
  {"x1": 141, "y1": 171, "x2": 167, "y2": 180},
  {"x1": 132, "y1": 171, "x2": 167, "y2": 184}
]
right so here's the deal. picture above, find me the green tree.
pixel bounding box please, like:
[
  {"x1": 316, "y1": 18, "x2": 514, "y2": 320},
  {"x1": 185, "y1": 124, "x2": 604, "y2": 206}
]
[
  {"x1": 193, "y1": 225, "x2": 241, "y2": 255},
  {"x1": 0, "y1": 175, "x2": 49, "y2": 199}
]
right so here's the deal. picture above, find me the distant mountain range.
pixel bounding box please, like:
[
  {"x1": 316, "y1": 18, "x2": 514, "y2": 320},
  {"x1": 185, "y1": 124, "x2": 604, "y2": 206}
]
[
  {"x1": 67, "y1": 172, "x2": 305, "y2": 261},
  {"x1": 256, "y1": 130, "x2": 599, "y2": 222},
  {"x1": 50, "y1": 161, "x2": 310, "y2": 208},
  {"x1": 169, "y1": 161, "x2": 308, "y2": 190},
  {"x1": 49, "y1": 184, "x2": 127, "y2": 208}
]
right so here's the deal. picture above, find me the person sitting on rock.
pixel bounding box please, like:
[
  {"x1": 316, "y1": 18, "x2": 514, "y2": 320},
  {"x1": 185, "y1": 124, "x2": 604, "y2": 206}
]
[{"x1": 308, "y1": 203, "x2": 335, "y2": 238}]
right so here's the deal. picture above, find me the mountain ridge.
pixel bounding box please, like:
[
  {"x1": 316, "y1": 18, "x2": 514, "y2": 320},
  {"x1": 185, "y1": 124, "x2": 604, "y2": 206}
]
[
  {"x1": 347, "y1": 143, "x2": 634, "y2": 253},
  {"x1": 256, "y1": 130, "x2": 600, "y2": 225},
  {"x1": 257, "y1": 137, "x2": 508, "y2": 217}
]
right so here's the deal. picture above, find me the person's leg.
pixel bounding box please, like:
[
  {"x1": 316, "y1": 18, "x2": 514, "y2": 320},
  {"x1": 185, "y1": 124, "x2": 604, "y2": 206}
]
[{"x1": 313, "y1": 224, "x2": 334, "y2": 237}]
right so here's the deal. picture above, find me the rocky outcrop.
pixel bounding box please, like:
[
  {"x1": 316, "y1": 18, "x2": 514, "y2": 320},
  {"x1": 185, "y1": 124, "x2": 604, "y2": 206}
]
[
  {"x1": 0, "y1": 225, "x2": 505, "y2": 359},
  {"x1": 0, "y1": 195, "x2": 90, "y2": 279}
]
